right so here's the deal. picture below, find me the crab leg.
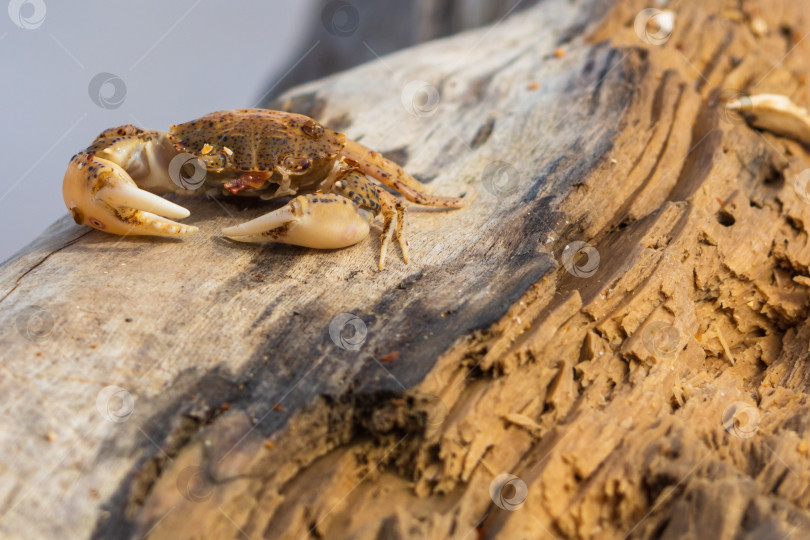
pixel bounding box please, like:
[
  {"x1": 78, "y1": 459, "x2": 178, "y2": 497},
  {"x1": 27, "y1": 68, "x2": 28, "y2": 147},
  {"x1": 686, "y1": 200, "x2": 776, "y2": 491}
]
[
  {"x1": 63, "y1": 153, "x2": 197, "y2": 237},
  {"x1": 374, "y1": 186, "x2": 408, "y2": 270},
  {"x1": 333, "y1": 170, "x2": 408, "y2": 269},
  {"x1": 223, "y1": 170, "x2": 409, "y2": 269},
  {"x1": 340, "y1": 139, "x2": 467, "y2": 208}
]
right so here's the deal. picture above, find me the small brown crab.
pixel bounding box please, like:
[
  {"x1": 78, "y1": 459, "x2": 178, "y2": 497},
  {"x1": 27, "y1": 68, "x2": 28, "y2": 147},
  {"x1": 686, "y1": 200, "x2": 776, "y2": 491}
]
[{"x1": 63, "y1": 109, "x2": 465, "y2": 269}]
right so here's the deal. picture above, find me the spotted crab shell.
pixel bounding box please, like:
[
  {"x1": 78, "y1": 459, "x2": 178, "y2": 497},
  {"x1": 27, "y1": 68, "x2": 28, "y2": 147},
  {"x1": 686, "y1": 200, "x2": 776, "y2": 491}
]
[{"x1": 168, "y1": 109, "x2": 346, "y2": 175}]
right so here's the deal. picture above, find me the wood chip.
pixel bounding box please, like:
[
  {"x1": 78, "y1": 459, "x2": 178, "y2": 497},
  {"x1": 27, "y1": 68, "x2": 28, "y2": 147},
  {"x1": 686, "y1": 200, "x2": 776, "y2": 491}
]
[
  {"x1": 715, "y1": 326, "x2": 736, "y2": 366},
  {"x1": 750, "y1": 17, "x2": 767, "y2": 37},
  {"x1": 793, "y1": 276, "x2": 810, "y2": 288},
  {"x1": 502, "y1": 413, "x2": 542, "y2": 431}
]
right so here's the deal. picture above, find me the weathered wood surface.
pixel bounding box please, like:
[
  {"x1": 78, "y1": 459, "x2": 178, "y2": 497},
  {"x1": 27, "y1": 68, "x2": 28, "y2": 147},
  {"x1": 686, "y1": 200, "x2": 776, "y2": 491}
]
[{"x1": 4, "y1": 0, "x2": 810, "y2": 538}]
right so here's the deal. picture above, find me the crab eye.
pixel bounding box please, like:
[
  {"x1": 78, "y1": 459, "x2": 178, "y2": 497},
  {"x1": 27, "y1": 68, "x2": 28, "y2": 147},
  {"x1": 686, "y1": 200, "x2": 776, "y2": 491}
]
[
  {"x1": 282, "y1": 156, "x2": 311, "y2": 171},
  {"x1": 88, "y1": 217, "x2": 106, "y2": 229},
  {"x1": 301, "y1": 121, "x2": 324, "y2": 139}
]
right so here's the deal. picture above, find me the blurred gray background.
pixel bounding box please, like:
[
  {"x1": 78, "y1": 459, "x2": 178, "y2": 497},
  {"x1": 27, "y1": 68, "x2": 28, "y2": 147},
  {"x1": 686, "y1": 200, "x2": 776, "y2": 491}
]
[{"x1": 0, "y1": 0, "x2": 531, "y2": 263}]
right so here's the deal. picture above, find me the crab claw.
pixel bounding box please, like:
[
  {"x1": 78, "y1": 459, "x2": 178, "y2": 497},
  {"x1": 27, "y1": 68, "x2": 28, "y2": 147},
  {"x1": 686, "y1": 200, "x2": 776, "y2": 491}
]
[
  {"x1": 63, "y1": 154, "x2": 197, "y2": 237},
  {"x1": 222, "y1": 193, "x2": 373, "y2": 250}
]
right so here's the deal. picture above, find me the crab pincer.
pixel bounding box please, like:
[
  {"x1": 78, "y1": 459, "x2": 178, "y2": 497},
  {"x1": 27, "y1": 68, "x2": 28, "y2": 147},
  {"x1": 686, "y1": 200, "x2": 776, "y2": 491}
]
[
  {"x1": 222, "y1": 193, "x2": 372, "y2": 249},
  {"x1": 223, "y1": 168, "x2": 411, "y2": 269},
  {"x1": 63, "y1": 152, "x2": 197, "y2": 237}
]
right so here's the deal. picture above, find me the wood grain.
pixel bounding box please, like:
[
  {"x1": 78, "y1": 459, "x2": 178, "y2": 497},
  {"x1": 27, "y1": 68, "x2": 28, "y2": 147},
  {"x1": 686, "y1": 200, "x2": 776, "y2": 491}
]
[{"x1": 4, "y1": 0, "x2": 810, "y2": 538}]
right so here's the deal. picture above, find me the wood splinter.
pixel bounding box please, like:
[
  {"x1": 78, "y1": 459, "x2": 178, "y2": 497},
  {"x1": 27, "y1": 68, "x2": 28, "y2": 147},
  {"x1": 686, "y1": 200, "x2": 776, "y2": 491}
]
[{"x1": 726, "y1": 93, "x2": 810, "y2": 144}]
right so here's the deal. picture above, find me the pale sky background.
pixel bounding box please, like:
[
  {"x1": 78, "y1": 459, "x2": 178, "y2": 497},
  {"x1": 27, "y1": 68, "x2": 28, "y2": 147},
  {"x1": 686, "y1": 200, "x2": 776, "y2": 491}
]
[{"x1": 0, "y1": 0, "x2": 320, "y2": 263}]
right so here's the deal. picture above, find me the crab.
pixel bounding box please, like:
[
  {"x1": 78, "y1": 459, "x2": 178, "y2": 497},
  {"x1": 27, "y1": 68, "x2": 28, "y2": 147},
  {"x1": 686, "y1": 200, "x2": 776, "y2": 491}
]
[{"x1": 63, "y1": 109, "x2": 466, "y2": 269}]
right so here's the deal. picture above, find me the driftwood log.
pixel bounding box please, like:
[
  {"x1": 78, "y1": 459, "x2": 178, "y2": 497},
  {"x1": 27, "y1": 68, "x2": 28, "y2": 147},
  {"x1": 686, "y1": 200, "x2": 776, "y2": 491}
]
[{"x1": 3, "y1": 0, "x2": 810, "y2": 538}]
